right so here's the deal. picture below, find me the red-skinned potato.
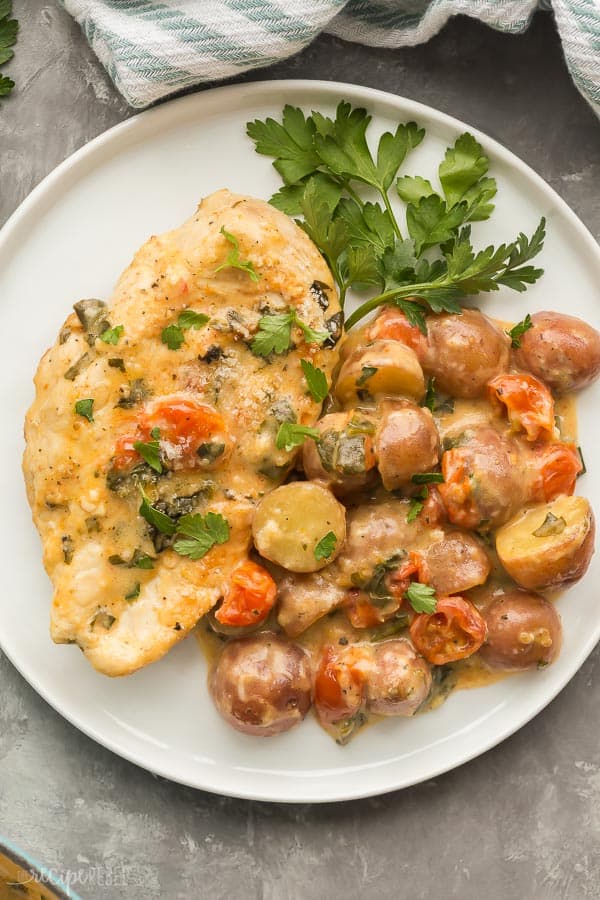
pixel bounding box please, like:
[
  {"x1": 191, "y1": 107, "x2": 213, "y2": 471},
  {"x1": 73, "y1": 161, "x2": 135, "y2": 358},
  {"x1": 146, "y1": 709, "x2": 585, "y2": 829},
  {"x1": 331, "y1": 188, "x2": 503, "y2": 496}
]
[
  {"x1": 420, "y1": 531, "x2": 491, "y2": 595},
  {"x1": 480, "y1": 590, "x2": 562, "y2": 671},
  {"x1": 514, "y1": 311, "x2": 600, "y2": 393},
  {"x1": 302, "y1": 411, "x2": 377, "y2": 496},
  {"x1": 423, "y1": 309, "x2": 510, "y2": 398},
  {"x1": 375, "y1": 399, "x2": 440, "y2": 490},
  {"x1": 210, "y1": 634, "x2": 312, "y2": 736},
  {"x1": 365, "y1": 639, "x2": 432, "y2": 716},
  {"x1": 496, "y1": 495, "x2": 595, "y2": 590}
]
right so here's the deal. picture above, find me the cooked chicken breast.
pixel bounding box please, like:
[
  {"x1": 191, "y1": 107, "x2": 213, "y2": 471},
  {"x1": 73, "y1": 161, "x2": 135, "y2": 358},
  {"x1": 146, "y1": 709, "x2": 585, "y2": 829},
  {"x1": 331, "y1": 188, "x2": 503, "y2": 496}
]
[{"x1": 23, "y1": 189, "x2": 341, "y2": 676}]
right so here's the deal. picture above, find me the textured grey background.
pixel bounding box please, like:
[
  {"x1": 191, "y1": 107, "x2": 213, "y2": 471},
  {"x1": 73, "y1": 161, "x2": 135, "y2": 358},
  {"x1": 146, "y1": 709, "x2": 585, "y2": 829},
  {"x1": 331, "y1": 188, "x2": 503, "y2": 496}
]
[{"x1": 1, "y1": 4, "x2": 600, "y2": 899}]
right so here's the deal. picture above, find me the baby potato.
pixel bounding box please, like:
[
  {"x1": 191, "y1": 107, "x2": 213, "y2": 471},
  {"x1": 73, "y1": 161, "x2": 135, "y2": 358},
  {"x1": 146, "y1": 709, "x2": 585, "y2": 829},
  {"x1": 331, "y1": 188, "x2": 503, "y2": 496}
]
[
  {"x1": 335, "y1": 339, "x2": 425, "y2": 406},
  {"x1": 421, "y1": 531, "x2": 491, "y2": 595},
  {"x1": 302, "y1": 411, "x2": 377, "y2": 496},
  {"x1": 496, "y1": 495, "x2": 595, "y2": 590},
  {"x1": 365, "y1": 639, "x2": 432, "y2": 716},
  {"x1": 479, "y1": 590, "x2": 562, "y2": 671},
  {"x1": 252, "y1": 481, "x2": 346, "y2": 573},
  {"x1": 514, "y1": 311, "x2": 600, "y2": 393},
  {"x1": 375, "y1": 399, "x2": 440, "y2": 490},
  {"x1": 423, "y1": 309, "x2": 510, "y2": 398}
]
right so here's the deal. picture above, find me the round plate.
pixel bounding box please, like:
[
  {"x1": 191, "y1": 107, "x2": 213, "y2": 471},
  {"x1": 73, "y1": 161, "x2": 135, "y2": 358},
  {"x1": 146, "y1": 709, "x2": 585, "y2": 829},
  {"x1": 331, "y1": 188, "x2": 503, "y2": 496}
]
[{"x1": 1, "y1": 81, "x2": 599, "y2": 803}]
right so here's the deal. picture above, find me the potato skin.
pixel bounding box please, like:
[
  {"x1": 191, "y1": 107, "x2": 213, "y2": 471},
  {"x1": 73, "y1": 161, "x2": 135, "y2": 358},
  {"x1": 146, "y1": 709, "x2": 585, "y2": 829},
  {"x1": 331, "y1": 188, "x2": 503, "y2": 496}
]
[
  {"x1": 302, "y1": 411, "x2": 377, "y2": 497},
  {"x1": 423, "y1": 309, "x2": 510, "y2": 398},
  {"x1": 495, "y1": 496, "x2": 595, "y2": 590},
  {"x1": 514, "y1": 311, "x2": 600, "y2": 393},
  {"x1": 252, "y1": 482, "x2": 346, "y2": 573},
  {"x1": 479, "y1": 590, "x2": 562, "y2": 671},
  {"x1": 210, "y1": 634, "x2": 312, "y2": 736},
  {"x1": 365, "y1": 639, "x2": 432, "y2": 716},
  {"x1": 335, "y1": 339, "x2": 425, "y2": 405},
  {"x1": 421, "y1": 531, "x2": 491, "y2": 595},
  {"x1": 375, "y1": 400, "x2": 440, "y2": 490}
]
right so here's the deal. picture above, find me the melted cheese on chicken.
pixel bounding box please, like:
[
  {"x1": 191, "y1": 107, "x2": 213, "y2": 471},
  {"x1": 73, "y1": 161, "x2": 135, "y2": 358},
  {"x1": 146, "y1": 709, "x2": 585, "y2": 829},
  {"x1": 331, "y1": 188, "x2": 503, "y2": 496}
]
[{"x1": 23, "y1": 189, "x2": 341, "y2": 676}]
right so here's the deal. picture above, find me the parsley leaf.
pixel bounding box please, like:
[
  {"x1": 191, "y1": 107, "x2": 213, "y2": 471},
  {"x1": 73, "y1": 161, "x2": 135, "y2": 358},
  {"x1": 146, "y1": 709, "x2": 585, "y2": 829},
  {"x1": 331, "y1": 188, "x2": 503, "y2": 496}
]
[
  {"x1": 246, "y1": 105, "x2": 320, "y2": 184},
  {"x1": 74, "y1": 398, "x2": 94, "y2": 422},
  {"x1": 100, "y1": 324, "x2": 124, "y2": 345},
  {"x1": 251, "y1": 308, "x2": 328, "y2": 357},
  {"x1": 0, "y1": 2, "x2": 18, "y2": 99},
  {"x1": 173, "y1": 512, "x2": 230, "y2": 560},
  {"x1": 276, "y1": 422, "x2": 320, "y2": 452},
  {"x1": 407, "y1": 488, "x2": 428, "y2": 523},
  {"x1": 178, "y1": 310, "x2": 209, "y2": 330},
  {"x1": 411, "y1": 472, "x2": 444, "y2": 484},
  {"x1": 506, "y1": 313, "x2": 533, "y2": 348},
  {"x1": 161, "y1": 324, "x2": 185, "y2": 351},
  {"x1": 405, "y1": 582, "x2": 437, "y2": 614},
  {"x1": 133, "y1": 434, "x2": 163, "y2": 474},
  {"x1": 214, "y1": 227, "x2": 260, "y2": 282},
  {"x1": 138, "y1": 490, "x2": 177, "y2": 535},
  {"x1": 301, "y1": 359, "x2": 329, "y2": 403},
  {"x1": 125, "y1": 582, "x2": 141, "y2": 601},
  {"x1": 314, "y1": 531, "x2": 337, "y2": 561},
  {"x1": 424, "y1": 377, "x2": 436, "y2": 413}
]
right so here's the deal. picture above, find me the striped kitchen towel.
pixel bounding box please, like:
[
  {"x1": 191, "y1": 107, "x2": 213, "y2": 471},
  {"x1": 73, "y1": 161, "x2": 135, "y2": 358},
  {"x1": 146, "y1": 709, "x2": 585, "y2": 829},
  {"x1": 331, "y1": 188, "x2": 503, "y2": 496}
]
[{"x1": 62, "y1": 0, "x2": 600, "y2": 112}]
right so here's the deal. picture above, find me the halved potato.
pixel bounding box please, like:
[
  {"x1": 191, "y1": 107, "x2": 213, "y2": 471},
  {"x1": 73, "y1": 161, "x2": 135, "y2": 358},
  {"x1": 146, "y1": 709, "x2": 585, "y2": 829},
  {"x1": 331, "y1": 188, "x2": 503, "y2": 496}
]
[
  {"x1": 335, "y1": 339, "x2": 425, "y2": 406},
  {"x1": 252, "y1": 482, "x2": 346, "y2": 573},
  {"x1": 496, "y1": 495, "x2": 595, "y2": 590}
]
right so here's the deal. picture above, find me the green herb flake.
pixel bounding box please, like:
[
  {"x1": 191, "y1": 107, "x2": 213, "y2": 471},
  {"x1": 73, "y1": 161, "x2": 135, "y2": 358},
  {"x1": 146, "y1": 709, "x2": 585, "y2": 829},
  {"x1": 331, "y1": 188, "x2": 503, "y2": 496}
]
[
  {"x1": 276, "y1": 422, "x2": 320, "y2": 452},
  {"x1": 251, "y1": 309, "x2": 328, "y2": 357},
  {"x1": 173, "y1": 511, "x2": 230, "y2": 560},
  {"x1": 405, "y1": 582, "x2": 437, "y2": 614},
  {"x1": 138, "y1": 490, "x2": 177, "y2": 535},
  {"x1": 533, "y1": 512, "x2": 567, "y2": 538},
  {"x1": 161, "y1": 324, "x2": 185, "y2": 351},
  {"x1": 178, "y1": 310, "x2": 209, "y2": 330},
  {"x1": 214, "y1": 227, "x2": 261, "y2": 282},
  {"x1": 506, "y1": 313, "x2": 533, "y2": 349},
  {"x1": 133, "y1": 436, "x2": 163, "y2": 474},
  {"x1": 108, "y1": 357, "x2": 126, "y2": 371},
  {"x1": 74, "y1": 398, "x2": 94, "y2": 423},
  {"x1": 356, "y1": 365, "x2": 378, "y2": 387},
  {"x1": 125, "y1": 582, "x2": 141, "y2": 601},
  {"x1": 424, "y1": 377, "x2": 436, "y2": 413},
  {"x1": 314, "y1": 531, "x2": 337, "y2": 561},
  {"x1": 406, "y1": 487, "x2": 428, "y2": 523},
  {"x1": 411, "y1": 472, "x2": 444, "y2": 485},
  {"x1": 100, "y1": 324, "x2": 124, "y2": 346},
  {"x1": 301, "y1": 358, "x2": 329, "y2": 403}
]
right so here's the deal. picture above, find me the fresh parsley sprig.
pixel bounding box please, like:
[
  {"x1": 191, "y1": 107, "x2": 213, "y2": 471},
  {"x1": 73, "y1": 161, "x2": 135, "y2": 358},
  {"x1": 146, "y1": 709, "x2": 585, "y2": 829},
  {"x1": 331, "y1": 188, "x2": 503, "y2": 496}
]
[
  {"x1": 215, "y1": 227, "x2": 260, "y2": 282},
  {"x1": 246, "y1": 102, "x2": 546, "y2": 329},
  {"x1": 300, "y1": 359, "x2": 328, "y2": 403},
  {"x1": 276, "y1": 422, "x2": 320, "y2": 452},
  {"x1": 251, "y1": 308, "x2": 329, "y2": 357},
  {"x1": 507, "y1": 313, "x2": 533, "y2": 348},
  {"x1": 405, "y1": 582, "x2": 437, "y2": 614},
  {"x1": 138, "y1": 490, "x2": 230, "y2": 560}
]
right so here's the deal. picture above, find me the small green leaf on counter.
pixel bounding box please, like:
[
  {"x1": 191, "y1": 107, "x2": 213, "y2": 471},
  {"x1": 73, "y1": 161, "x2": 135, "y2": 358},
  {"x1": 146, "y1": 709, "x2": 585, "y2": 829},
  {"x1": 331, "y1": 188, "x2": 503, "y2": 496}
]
[
  {"x1": 161, "y1": 324, "x2": 185, "y2": 351},
  {"x1": 314, "y1": 530, "x2": 337, "y2": 561},
  {"x1": 100, "y1": 324, "x2": 124, "y2": 345},
  {"x1": 214, "y1": 227, "x2": 260, "y2": 282},
  {"x1": 405, "y1": 582, "x2": 437, "y2": 614},
  {"x1": 276, "y1": 422, "x2": 320, "y2": 452},
  {"x1": 301, "y1": 359, "x2": 329, "y2": 403},
  {"x1": 74, "y1": 398, "x2": 94, "y2": 423},
  {"x1": 506, "y1": 313, "x2": 533, "y2": 349}
]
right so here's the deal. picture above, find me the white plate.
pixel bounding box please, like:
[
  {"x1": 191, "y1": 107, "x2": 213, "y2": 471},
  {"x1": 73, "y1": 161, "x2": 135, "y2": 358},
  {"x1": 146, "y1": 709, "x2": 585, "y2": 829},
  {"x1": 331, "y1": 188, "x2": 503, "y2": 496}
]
[{"x1": 1, "y1": 80, "x2": 599, "y2": 803}]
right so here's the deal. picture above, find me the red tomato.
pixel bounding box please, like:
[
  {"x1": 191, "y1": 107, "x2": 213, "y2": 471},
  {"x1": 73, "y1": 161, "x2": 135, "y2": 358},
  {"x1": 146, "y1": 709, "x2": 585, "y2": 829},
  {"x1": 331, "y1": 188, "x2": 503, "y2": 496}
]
[
  {"x1": 344, "y1": 555, "x2": 422, "y2": 628},
  {"x1": 215, "y1": 561, "x2": 277, "y2": 627},
  {"x1": 366, "y1": 307, "x2": 428, "y2": 360},
  {"x1": 532, "y1": 441, "x2": 582, "y2": 501},
  {"x1": 314, "y1": 646, "x2": 370, "y2": 725},
  {"x1": 345, "y1": 590, "x2": 386, "y2": 628},
  {"x1": 488, "y1": 373, "x2": 555, "y2": 442},
  {"x1": 410, "y1": 595, "x2": 487, "y2": 665},
  {"x1": 438, "y1": 450, "x2": 481, "y2": 530}
]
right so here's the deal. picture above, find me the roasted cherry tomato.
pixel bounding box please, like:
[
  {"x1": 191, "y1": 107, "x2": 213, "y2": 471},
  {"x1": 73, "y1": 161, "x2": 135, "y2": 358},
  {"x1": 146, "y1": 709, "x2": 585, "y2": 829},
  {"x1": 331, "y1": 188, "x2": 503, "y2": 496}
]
[
  {"x1": 439, "y1": 450, "x2": 481, "y2": 530},
  {"x1": 409, "y1": 595, "x2": 487, "y2": 665},
  {"x1": 215, "y1": 560, "x2": 277, "y2": 627},
  {"x1": 314, "y1": 645, "x2": 370, "y2": 725},
  {"x1": 532, "y1": 441, "x2": 582, "y2": 501},
  {"x1": 366, "y1": 307, "x2": 428, "y2": 359},
  {"x1": 488, "y1": 373, "x2": 555, "y2": 442},
  {"x1": 344, "y1": 554, "x2": 421, "y2": 628}
]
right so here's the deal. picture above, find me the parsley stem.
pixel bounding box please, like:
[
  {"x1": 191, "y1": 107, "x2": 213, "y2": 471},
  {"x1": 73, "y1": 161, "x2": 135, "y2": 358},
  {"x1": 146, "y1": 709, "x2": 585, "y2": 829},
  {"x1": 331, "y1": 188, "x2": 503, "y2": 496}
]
[
  {"x1": 381, "y1": 190, "x2": 403, "y2": 241},
  {"x1": 344, "y1": 282, "x2": 443, "y2": 330}
]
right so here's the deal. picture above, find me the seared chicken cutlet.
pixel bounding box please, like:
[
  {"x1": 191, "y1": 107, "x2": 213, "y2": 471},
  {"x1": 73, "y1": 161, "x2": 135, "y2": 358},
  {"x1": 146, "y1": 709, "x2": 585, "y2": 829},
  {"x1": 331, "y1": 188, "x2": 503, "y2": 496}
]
[{"x1": 23, "y1": 189, "x2": 341, "y2": 676}]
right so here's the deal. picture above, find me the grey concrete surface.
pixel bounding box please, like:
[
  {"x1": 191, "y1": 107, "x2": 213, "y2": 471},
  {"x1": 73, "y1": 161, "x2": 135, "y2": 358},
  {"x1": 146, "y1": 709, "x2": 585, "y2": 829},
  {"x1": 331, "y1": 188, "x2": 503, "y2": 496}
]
[{"x1": 1, "y1": 3, "x2": 600, "y2": 899}]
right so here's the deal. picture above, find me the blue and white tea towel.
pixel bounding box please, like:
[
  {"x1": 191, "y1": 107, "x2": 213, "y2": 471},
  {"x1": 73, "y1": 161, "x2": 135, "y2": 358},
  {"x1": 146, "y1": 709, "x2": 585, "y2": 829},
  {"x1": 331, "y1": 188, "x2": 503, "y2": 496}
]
[{"x1": 62, "y1": 0, "x2": 599, "y2": 112}]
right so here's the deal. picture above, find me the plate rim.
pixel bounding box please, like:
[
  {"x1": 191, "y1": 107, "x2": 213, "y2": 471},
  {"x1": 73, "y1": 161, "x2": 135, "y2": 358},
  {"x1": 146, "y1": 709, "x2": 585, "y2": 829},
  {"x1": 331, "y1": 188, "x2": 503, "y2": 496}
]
[{"x1": 2, "y1": 78, "x2": 599, "y2": 803}]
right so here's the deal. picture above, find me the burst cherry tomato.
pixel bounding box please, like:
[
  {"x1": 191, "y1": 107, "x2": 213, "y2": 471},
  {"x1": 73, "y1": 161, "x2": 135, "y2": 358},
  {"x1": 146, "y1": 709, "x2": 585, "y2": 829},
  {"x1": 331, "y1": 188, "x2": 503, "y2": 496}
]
[
  {"x1": 215, "y1": 561, "x2": 277, "y2": 627},
  {"x1": 488, "y1": 373, "x2": 555, "y2": 442},
  {"x1": 314, "y1": 646, "x2": 370, "y2": 725},
  {"x1": 409, "y1": 595, "x2": 487, "y2": 665},
  {"x1": 438, "y1": 450, "x2": 481, "y2": 530},
  {"x1": 366, "y1": 307, "x2": 428, "y2": 360},
  {"x1": 344, "y1": 554, "x2": 422, "y2": 628},
  {"x1": 532, "y1": 441, "x2": 582, "y2": 501}
]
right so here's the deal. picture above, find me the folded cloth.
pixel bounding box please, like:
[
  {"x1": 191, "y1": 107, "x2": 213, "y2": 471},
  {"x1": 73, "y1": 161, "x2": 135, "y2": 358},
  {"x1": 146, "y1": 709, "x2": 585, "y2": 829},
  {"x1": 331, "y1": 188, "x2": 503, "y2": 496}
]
[{"x1": 62, "y1": 0, "x2": 599, "y2": 112}]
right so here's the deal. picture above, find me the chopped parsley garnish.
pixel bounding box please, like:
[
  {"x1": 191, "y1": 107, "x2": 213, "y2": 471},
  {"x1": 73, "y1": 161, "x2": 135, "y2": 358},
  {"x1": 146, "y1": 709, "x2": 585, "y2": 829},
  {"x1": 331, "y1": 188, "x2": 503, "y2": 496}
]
[
  {"x1": 506, "y1": 313, "x2": 533, "y2": 348},
  {"x1": 138, "y1": 490, "x2": 177, "y2": 535},
  {"x1": 214, "y1": 227, "x2": 260, "y2": 282},
  {"x1": 133, "y1": 429, "x2": 163, "y2": 474},
  {"x1": 74, "y1": 398, "x2": 94, "y2": 422},
  {"x1": 125, "y1": 582, "x2": 141, "y2": 601},
  {"x1": 100, "y1": 324, "x2": 124, "y2": 345},
  {"x1": 405, "y1": 582, "x2": 437, "y2": 614},
  {"x1": 161, "y1": 324, "x2": 185, "y2": 351},
  {"x1": 276, "y1": 422, "x2": 320, "y2": 452},
  {"x1": 411, "y1": 472, "x2": 444, "y2": 485},
  {"x1": 178, "y1": 309, "x2": 209, "y2": 330},
  {"x1": 300, "y1": 358, "x2": 328, "y2": 403},
  {"x1": 251, "y1": 309, "x2": 329, "y2": 357},
  {"x1": 424, "y1": 377, "x2": 436, "y2": 413},
  {"x1": 533, "y1": 512, "x2": 567, "y2": 538},
  {"x1": 406, "y1": 487, "x2": 428, "y2": 523},
  {"x1": 356, "y1": 365, "x2": 378, "y2": 387},
  {"x1": 173, "y1": 512, "x2": 230, "y2": 560},
  {"x1": 314, "y1": 531, "x2": 337, "y2": 561}
]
